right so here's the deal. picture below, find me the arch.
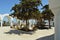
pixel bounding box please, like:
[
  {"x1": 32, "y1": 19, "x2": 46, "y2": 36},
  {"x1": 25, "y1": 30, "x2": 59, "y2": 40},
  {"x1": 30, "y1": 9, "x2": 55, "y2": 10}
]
[
  {"x1": 0, "y1": 14, "x2": 14, "y2": 27},
  {"x1": 3, "y1": 16, "x2": 11, "y2": 26}
]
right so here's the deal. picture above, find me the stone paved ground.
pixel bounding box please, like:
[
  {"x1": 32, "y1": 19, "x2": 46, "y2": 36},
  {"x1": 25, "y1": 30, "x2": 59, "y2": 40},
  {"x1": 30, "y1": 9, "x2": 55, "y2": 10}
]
[{"x1": 0, "y1": 27, "x2": 55, "y2": 40}]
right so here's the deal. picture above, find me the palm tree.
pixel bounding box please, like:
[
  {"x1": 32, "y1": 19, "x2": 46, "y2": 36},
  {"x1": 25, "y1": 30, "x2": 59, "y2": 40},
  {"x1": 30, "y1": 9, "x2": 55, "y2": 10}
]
[{"x1": 42, "y1": 5, "x2": 54, "y2": 29}]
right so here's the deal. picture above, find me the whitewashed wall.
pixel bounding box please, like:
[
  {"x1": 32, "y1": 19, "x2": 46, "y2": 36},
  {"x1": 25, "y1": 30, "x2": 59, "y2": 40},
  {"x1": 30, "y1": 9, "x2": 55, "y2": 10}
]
[{"x1": 49, "y1": 0, "x2": 60, "y2": 40}]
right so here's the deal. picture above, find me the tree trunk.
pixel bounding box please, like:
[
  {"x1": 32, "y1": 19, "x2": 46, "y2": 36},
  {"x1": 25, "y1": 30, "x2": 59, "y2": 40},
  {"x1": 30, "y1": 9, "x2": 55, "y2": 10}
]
[
  {"x1": 25, "y1": 20, "x2": 29, "y2": 31},
  {"x1": 49, "y1": 19, "x2": 51, "y2": 29}
]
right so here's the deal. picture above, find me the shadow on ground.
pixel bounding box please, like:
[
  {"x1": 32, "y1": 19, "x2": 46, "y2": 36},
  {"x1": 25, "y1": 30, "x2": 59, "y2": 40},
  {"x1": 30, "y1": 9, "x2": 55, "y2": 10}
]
[
  {"x1": 4, "y1": 30, "x2": 35, "y2": 35},
  {"x1": 36, "y1": 34, "x2": 54, "y2": 40}
]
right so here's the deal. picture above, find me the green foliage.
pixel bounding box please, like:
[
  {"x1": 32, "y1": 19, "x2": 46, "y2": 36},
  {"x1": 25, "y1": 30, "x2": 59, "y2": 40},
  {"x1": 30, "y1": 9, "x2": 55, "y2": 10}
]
[
  {"x1": 10, "y1": 0, "x2": 42, "y2": 20},
  {"x1": 10, "y1": 0, "x2": 42, "y2": 30},
  {"x1": 42, "y1": 5, "x2": 54, "y2": 20},
  {"x1": 42, "y1": 5, "x2": 54, "y2": 29}
]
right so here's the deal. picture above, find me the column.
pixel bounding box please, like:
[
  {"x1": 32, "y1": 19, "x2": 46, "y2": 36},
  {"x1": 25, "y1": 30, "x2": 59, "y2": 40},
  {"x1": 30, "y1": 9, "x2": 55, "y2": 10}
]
[
  {"x1": 1, "y1": 16, "x2": 3, "y2": 27},
  {"x1": 1, "y1": 19, "x2": 3, "y2": 27},
  {"x1": 10, "y1": 17, "x2": 13, "y2": 26}
]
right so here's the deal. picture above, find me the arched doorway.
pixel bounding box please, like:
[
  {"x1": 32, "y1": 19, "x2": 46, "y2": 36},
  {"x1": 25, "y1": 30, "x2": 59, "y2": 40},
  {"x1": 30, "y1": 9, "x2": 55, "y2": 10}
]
[{"x1": 3, "y1": 16, "x2": 11, "y2": 26}]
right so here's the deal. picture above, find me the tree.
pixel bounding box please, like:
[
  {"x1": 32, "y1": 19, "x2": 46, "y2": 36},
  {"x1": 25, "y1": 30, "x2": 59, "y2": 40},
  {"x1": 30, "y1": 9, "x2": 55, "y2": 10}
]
[
  {"x1": 10, "y1": 0, "x2": 42, "y2": 31},
  {"x1": 42, "y1": 5, "x2": 54, "y2": 29}
]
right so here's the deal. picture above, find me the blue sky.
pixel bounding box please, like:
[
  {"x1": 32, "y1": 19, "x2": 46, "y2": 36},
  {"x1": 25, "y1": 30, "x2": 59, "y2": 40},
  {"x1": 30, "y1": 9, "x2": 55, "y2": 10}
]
[{"x1": 0, "y1": 0, "x2": 48, "y2": 14}]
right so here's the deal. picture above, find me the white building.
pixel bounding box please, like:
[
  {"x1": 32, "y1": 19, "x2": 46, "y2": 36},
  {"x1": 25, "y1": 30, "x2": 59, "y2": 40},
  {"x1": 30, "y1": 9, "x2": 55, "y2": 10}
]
[{"x1": 49, "y1": 0, "x2": 60, "y2": 40}]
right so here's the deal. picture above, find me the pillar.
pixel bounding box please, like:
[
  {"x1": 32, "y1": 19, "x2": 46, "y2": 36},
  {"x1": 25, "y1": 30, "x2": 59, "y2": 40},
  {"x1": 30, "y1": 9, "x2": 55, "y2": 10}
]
[
  {"x1": 1, "y1": 19, "x2": 3, "y2": 27},
  {"x1": 10, "y1": 17, "x2": 13, "y2": 26},
  {"x1": 1, "y1": 16, "x2": 4, "y2": 27}
]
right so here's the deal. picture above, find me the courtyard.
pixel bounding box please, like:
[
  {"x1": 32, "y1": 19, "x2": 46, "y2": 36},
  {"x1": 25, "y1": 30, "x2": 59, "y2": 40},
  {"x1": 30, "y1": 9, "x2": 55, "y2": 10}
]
[{"x1": 0, "y1": 27, "x2": 54, "y2": 40}]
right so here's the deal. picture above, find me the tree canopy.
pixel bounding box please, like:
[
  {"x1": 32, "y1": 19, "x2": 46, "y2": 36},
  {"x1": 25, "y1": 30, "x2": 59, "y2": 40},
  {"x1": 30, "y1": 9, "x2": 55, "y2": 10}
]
[
  {"x1": 42, "y1": 5, "x2": 54, "y2": 29},
  {"x1": 9, "y1": 0, "x2": 42, "y2": 31},
  {"x1": 10, "y1": 0, "x2": 42, "y2": 20},
  {"x1": 42, "y1": 5, "x2": 54, "y2": 20}
]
